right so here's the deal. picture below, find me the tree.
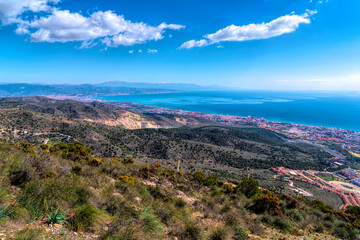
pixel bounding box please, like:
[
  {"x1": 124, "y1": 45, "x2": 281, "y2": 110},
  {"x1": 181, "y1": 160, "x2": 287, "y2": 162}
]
[{"x1": 238, "y1": 178, "x2": 259, "y2": 198}]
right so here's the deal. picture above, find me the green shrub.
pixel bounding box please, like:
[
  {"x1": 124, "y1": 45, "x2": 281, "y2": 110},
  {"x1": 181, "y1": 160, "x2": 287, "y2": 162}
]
[
  {"x1": 238, "y1": 178, "x2": 259, "y2": 198},
  {"x1": 71, "y1": 166, "x2": 82, "y2": 175},
  {"x1": 69, "y1": 203, "x2": 99, "y2": 231},
  {"x1": 44, "y1": 208, "x2": 68, "y2": 225},
  {"x1": 250, "y1": 194, "x2": 281, "y2": 215},
  {"x1": 224, "y1": 213, "x2": 238, "y2": 227},
  {"x1": 193, "y1": 171, "x2": 206, "y2": 183},
  {"x1": 311, "y1": 200, "x2": 333, "y2": 213},
  {"x1": 208, "y1": 226, "x2": 229, "y2": 240},
  {"x1": 346, "y1": 205, "x2": 360, "y2": 216},
  {"x1": 286, "y1": 209, "x2": 303, "y2": 222},
  {"x1": 43, "y1": 168, "x2": 57, "y2": 178},
  {"x1": 273, "y1": 217, "x2": 292, "y2": 232},
  {"x1": 204, "y1": 177, "x2": 218, "y2": 187},
  {"x1": 13, "y1": 227, "x2": 43, "y2": 240},
  {"x1": 174, "y1": 198, "x2": 186, "y2": 208},
  {"x1": 122, "y1": 157, "x2": 135, "y2": 164},
  {"x1": 224, "y1": 184, "x2": 235, "y2": 194},
  {"x1": 53, "y1": 142, "x2": 92, "y2": 161},
  {"x1": 89, "y1": 157, "x2": 102, "y2": 166},
  {"x1": 18, "y1": 179, "x2": 89, "y2": 213},
  {"x1": 233, "y1": 226, "x2": 248, "y2": 240},
  {"x1": 0, "y1": 204, "x2": 13, "y2": 221},
  {"x1": 181, "y1": 221, "x2": 201, "y2": 240},
  {"x1": 140, "y1": 166, "x2": 151, "y2": 179},
  {"x1": 140, "y1": 208, "x2": 164, "y2": 236},
  {"x1": 39, "y1": 144, "x2": 48, "y2": 150},
  {"x1": 156, "y1": 207, "x2": 174, "y2": 225},
  {"x1": 117, "y1": 176, "x2": 135, "y2": 185},
  {"x1": 9, "y1": 169, "x2": 32, "y2": 186},
  {"x1": 17, "y1": 142, "x2": 34, "y2": 153}
]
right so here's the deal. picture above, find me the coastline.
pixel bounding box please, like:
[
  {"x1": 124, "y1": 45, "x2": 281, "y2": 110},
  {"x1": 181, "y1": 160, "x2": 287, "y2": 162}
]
[{"x1": 44, "y1": 94, "x2": 360, "y2": 154}]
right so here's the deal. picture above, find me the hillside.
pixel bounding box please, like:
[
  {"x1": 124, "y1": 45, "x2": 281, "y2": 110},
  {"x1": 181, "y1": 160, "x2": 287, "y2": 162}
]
[
  {"x1": 0, "y1": 97, "x2": 332, "y2": 172},
  {"x1": 0, "y1": 141, "x2": 358, "y2": 240}
]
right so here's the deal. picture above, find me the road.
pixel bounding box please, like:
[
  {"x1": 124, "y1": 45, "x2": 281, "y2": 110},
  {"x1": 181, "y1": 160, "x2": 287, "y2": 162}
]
[{"x1": 274, "y1": 133, "x2": 346, "y2": 161}]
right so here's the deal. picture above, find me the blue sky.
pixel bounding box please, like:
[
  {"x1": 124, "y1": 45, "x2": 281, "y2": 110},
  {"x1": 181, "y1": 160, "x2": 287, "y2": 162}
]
[{"x1": 0, "y1": 0, "x2": 360, "y2": 90}]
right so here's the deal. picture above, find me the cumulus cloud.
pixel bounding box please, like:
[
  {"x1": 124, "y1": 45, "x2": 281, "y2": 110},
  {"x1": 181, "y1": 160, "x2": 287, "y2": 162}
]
[
  {"x1": 1, "y1": 0, "x2": 185, "y2": 48},
  {"x1": 180, "y1": 11, "x2": 316, "y2": 49},
  {"x1": 22, "y1": 10, "x2": 184, "y2": 47},
  {"x1": 0, "y1": 0, "x2": 59, "y2": 24}
]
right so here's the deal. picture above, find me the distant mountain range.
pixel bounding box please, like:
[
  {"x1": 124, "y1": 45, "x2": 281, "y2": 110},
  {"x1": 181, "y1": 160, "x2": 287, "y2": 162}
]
[
  {"x1": 0, "y1": 82, "x2": 223, "y2": 97},
  {"x1": 95, "y1": 81, "x2": 223, "y2": 91}
]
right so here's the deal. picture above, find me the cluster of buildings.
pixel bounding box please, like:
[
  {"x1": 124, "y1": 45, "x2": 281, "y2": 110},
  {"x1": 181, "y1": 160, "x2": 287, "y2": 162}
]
[{"x1": 271, "y1": 167, "x2": 360, "y2": 210}]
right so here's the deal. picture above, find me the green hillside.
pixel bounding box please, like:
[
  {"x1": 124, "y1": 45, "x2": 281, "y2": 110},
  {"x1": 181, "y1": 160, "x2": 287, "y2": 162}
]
[{"x1": 0, "y1": 141, "x2": 359, "y2": 240}]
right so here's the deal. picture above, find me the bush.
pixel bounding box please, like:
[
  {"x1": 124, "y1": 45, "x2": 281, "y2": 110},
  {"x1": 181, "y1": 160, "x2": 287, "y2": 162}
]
[
  {"x1": 174, "y1": 198, "x2": 186, "y2": 208},
  {"x1": 0, "y1": 204, "x2": 13, "y2": 222},
  {"x1": 53, "y1": 142, "x2": 92, "y2": 161},
  {"x1": 311, "y1": 200, "x2": 333, "y2": 213},
  {"x1": 17, "y1": 142, "x2": 34, "y2": 153},
  {"x1": 141, "y1": 166, "x2": 150, "y2": 179},
  {"x1": 204, "y1": 177, "x2": 218, "y2": 187},
  {"x1": 117, "y1": 176, "x2": 135, "y2": 185},
  {"x1": 44, "y1": 208, "x2": 68, "y2": 225},
  {"x1": 238, "y1": 178, "x2": 259, "y2": 199},
  {"x1": 224, "y1": 184, "x2": 235, "y2": 194},
  {"x1": 13, "y1": 227, "x2": 43, "y2": 240},
  {"x1": 69, "y1": 203, "x2": 99, "y2": 231},
  {"x1": 181, "y1": 221, "x2": 201, "y2": 240},
  {"x1": 193, "y1": 171, "x2": 206, "y2": 183},
  {"x1": 140, "y1": 208, "x2": 164, "y2": 237},
  {"x1": 9, "y1": 169, "x2": 31, "y2": 186},
  {"x1": 250, "y1": 194, "x2": 281, "y2": 215},
  {"x1": 71, "y1": 166, "x2": 82, "y2": 175},
  {"x1": 224, "y1": 213, "x2": 238, "y2": 227},
  {"x1": 273, "y1": 217, "x2": 292, "y2": 232},
  {"x1": 89, "y1": 158, "x2": 102, "y2": 166},
  {"x1": 346, "y1": 206, "x2": 360, "y2": 216},
  {"x1": 286, "y1": 209, "x2": 303, "y2": 222},
  {"x1": 17, "y1": 179, "x2": 89, "y2": 213},
  {"x1": 208, "y1": 226, "x2": 229, "y2": 240},
  {"x1": 156, "y1": 207, "x2": 174, "y2": 225},
  {"x1": 233, "y1": 226, "x2": 248, "y2": 240},
  {"x1": 39, "y1": 144, "x2": 48, "y2": 150},
  {"x1": 122, "y1": 157, "x2": 135, "y2": 164}
]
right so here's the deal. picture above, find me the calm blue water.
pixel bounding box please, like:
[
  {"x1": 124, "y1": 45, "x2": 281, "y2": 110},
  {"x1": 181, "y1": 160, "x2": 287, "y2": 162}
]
[{"x1": 99, "y1": 91, "x2": 360, "y2": 131}]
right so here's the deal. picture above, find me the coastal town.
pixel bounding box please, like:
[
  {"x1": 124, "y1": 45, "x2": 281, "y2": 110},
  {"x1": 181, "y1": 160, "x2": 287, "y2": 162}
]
[
  {"x1": 271, "y1": 167, "x2": 360, "y2": 210},
  {"x1": 111, "y1": 101, "x2": 360, "y2": 160}
]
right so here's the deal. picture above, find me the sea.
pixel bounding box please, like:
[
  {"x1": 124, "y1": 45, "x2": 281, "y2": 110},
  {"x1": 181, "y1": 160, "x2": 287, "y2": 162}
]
[{"x1": 99, "y1": 91, "x2": 360, "y2": 131}]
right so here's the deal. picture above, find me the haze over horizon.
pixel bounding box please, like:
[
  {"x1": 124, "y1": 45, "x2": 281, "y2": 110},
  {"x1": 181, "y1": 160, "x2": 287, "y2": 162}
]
[{"x1": 1, "y1": 0, "x2": 360, "y2": 90}]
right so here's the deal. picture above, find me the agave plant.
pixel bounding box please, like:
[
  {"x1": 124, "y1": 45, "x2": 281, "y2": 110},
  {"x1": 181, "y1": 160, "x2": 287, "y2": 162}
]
[
  {"x1": 0, "y1": 204, "x2": 13, "y2": 221},
  {"x1": 44, "y1": 208, "x2": 68, "y2": 225}
]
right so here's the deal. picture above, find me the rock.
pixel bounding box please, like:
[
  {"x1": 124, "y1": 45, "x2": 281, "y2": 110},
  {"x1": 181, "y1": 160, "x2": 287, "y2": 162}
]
[{"x1": 134, "y1": 197, "x2": 141, "y2": 204}]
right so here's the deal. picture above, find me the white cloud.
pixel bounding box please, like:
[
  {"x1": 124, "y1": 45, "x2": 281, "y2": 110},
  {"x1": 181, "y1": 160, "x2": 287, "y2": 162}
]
[
  {"x1": 0, "y1": 0, "x2": 59, "y2": 24},
  {"x1": 138, "y1": 49, "x2": 142, "y2": 53},
  {"x1": 147, "y1": 49, "x2": 158, "y2": 53},
  {"x1": 129, "y1": 50, "x2": 134, "y2": 54},
  {"x1": 179, "y1": 39, "x2": 209, "y2": 49},
  {"x1": 180, "y1": 11, "x2": 315, "y2": 49},
  {"x1": 21, "y1": 10, "x2": 185, "y2": 47},
  {"x1": 0, "y1": 0, "x2": 185, "y2": 48}
]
